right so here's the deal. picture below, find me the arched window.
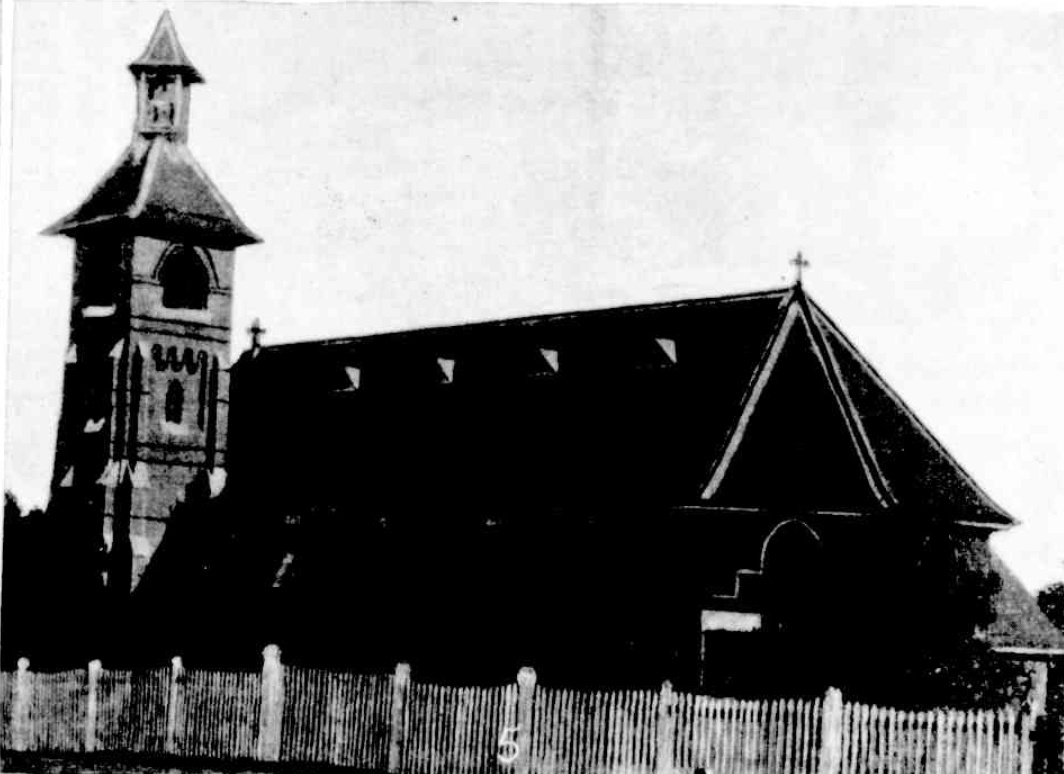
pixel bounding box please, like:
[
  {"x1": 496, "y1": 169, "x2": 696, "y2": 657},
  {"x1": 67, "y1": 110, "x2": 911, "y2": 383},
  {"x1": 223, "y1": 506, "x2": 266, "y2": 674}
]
[
  {"x1": 165, "y1": 380, "x2": 184, "y2": 424},
  {"x1": 160, "y1": 245, "x2": 210, "y2": 310}
]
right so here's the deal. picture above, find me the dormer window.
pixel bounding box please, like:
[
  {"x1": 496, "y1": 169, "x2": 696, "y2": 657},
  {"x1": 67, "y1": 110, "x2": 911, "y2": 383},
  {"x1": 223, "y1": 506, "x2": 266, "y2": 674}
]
[{"x1": 160, "y1": 245, "x2": 210, "y2": 310}]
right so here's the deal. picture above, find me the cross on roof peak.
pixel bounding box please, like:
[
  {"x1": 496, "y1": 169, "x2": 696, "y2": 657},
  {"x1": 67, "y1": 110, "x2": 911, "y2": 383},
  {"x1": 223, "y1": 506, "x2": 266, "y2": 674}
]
[
  {"x1": 248, "y1": 318, "x2": 267, "y2": 352},
  {"x1": 790, "y1": 252, "x2": 810, "y2": 286}
]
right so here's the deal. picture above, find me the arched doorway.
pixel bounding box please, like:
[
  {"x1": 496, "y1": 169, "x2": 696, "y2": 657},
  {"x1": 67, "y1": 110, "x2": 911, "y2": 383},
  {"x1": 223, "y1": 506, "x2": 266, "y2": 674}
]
[{"x1": 760, "y1": 520, "x2": 828, "y2": 695}]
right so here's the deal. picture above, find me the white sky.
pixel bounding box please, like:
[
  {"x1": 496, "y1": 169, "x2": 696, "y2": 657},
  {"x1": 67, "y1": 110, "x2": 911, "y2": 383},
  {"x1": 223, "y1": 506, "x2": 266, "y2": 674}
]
[{"x1": 4, "y1": 1, "x2": 1064, "y2": 591}]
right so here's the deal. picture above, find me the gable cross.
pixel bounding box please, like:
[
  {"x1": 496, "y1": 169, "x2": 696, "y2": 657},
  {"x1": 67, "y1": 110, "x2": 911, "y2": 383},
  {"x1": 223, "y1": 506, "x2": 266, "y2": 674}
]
[
  {"x1": 248, "y1": 318, "x2": 267, "y2": 352},
  {"x1": 790, "y1": 252, "x2": 810, "y2": 286}
]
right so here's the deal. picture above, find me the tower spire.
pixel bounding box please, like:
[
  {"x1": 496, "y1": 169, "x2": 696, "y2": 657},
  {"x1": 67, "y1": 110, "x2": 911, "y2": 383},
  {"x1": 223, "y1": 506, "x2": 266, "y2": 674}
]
[
  {"x1": 130, "y1": 11, "x2": 202, "y2": 142},
  {"x1": 43, "y1": 8, "x2": 259, "y2": 247},
  {"x1": 129, "y1": 11, "x2": 203, "y2": 84}
]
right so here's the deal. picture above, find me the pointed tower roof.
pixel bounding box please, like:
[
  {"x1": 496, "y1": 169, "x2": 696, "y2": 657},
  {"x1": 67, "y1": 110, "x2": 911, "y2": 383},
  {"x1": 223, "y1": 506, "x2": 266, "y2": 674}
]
[
  {"x1": 43, "y1": 137, "x2": 261, "y2": 248},
  {"x1": 129, "y1": 10, "x2": 204, "y2": 84},
  {"x1": 44, "y1": 12, "x2": 258, "y2": 247}
]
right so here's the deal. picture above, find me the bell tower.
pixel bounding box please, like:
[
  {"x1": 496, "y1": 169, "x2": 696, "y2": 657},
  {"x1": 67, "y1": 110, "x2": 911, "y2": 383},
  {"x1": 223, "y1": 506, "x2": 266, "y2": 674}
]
[{"x1": 44, "y1": 11, "x2": 261, "y2": 592}]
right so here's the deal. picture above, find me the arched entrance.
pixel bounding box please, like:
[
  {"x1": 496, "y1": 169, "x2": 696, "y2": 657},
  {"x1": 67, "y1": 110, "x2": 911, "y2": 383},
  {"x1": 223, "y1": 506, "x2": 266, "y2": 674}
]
[{"x1": 760, "y1": 519, "x2": 828, "y2": 694}]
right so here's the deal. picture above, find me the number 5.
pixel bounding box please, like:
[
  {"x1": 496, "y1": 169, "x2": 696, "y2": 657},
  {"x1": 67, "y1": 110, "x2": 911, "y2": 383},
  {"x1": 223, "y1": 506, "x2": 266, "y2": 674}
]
[{"x1": 497, "y1": 724, "x2": 521, "y2": 764}]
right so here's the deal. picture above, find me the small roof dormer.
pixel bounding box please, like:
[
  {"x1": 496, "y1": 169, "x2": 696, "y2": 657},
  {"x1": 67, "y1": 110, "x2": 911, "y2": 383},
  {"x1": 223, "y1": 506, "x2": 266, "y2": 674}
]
[{"x1": 130, "y1": 11, "x2": 202, "y2": 142}]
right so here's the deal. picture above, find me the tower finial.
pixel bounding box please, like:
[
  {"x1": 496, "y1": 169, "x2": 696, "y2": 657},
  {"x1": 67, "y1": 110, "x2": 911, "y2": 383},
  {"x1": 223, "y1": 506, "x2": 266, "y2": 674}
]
[{"x1": 790, "y1": 251, "x2": 810, "y2": 286}]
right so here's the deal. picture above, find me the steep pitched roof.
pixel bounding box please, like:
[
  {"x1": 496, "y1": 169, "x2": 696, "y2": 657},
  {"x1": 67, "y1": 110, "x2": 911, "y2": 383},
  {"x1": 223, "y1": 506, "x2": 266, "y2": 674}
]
[
  {"x1": 232, "y1": 286, "x2": 1013, "y2": 527},
  {"x1": 808, "y1": 298, "x2": 1012, "y2": 527},
  {"x1": 128, "y1": 11, "x2": 204, "y2": 84},
  {"x1": 43, "y1": 137, "x2": 260, "y2": 248},
  {"x1": 697, "y1": 288, "x2": 1013, "y2": 526}
]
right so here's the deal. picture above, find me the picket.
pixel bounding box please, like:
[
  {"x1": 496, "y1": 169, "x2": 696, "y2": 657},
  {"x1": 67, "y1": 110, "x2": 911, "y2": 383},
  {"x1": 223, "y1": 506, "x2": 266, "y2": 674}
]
[{"x1": 0, "y1": 672, "x2": 11, "y2": 750}]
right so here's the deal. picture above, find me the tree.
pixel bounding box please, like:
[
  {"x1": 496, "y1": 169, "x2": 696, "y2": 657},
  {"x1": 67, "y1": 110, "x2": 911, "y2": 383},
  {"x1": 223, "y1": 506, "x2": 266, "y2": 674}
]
[
  {"x1": 1, "y1": 490, "x2": 108, "y2": 667},
  {"x1": 1038, "y1": 581, "x2": 1064, "y2": 631},
  {"x1": 3, "y1": 491, "x2": 33, "y2": 666},
  {"x1": 4, "y1": 491, "x2": 21, "y2": 520}
]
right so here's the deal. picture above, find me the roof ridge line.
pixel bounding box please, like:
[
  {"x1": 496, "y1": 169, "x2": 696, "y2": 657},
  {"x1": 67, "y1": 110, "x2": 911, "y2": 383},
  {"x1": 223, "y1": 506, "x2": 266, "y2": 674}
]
[
  {"x1": 258, "y1": 286, "x2": 793, "y2": 352},
  {"x1": 798, "y1": 294, "x2": 896, "y2": 508},
  {"x1": 128, "y1": 137, "x2": 165, "y2": 218},
  {"x1": 699, "y1": 287, "x2": 799, "y2": 500},
  {"x1": 807, "y1": 295, "x2": 1014, "y2": 525}
]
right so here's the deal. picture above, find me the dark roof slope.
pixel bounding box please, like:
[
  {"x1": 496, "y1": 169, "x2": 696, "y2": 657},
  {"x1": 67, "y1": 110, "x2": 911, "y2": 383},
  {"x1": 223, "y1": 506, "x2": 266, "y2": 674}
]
[
  {"x1": 807, "y1": 298, "x2": 1013, "y2": 526},
  {"x1": 232, "y1": 288, "x2": 789, "y2": 512},
  {"x1": 43, "y1": 137, "x2": 260, "y2": 248},
  {"x1": 808, "y1": 300, "x2": 1008, "y2": 523},
  {"x1": 229, "y1": 286, "x2": 1013, "y2": 527}
]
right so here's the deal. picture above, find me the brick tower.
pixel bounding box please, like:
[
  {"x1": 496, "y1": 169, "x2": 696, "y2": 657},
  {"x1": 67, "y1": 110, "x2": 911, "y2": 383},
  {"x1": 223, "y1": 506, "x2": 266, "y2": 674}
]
[{"x1": 44, "y1": 11, "x2": 260, "y2": 591}]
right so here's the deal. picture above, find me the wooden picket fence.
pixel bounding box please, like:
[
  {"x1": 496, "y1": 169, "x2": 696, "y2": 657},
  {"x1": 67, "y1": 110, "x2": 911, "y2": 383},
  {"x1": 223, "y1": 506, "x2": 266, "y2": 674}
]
[
  {"x1": 0, "y1": 653, "x2": 1034, "y2": 774},
  {"x1": 281, "y1": 667, "x2": 393, "y2": 767},
  {"x1": 837, "y1": 702, "x2": 1033, "y2": 774}
]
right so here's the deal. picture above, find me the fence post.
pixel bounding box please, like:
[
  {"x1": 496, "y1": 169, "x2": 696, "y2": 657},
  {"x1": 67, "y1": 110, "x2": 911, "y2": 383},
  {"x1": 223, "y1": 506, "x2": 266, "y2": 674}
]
[
  {"x1": 1021, "y1": 707, "x2": 1036, "y2": 774},
  {"x1": 817, "y1": 687, "x2": 844, "y2": 774},
  {"x1": 387, "y1": 662, "x2": 411, "y2": 773},
  {"x1": 655, "y1": 680, "x2": 675, "y2": 774},
  {"x1": 257, "y1": 644, "x2": 284, "y2": 762},
  {"x1": 164, "y1": 655, "x2": 184, "y2": 755},
  {"x1": 1026, "y1": 661, "x2": 1049, "y2": 719},
  {"x1": 12, "y1": 657, "x2": 32, "y2": 752},
  {"x1": 85, "y1": 659, "x2": 102, "y2": 753},
  {"x1": 515, "y1": 667, "x2": 537, "y2": 774}
]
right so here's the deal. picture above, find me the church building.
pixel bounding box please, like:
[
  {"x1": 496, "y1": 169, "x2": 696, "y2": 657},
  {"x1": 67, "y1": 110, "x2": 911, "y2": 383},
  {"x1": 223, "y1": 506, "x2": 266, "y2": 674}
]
[{"x1": 41, "y1": 13, "x2": 1064, "y2": 699}]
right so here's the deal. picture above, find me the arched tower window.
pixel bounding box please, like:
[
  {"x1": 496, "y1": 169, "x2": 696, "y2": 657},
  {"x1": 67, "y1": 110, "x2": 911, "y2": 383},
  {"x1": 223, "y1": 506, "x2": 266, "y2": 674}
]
[
  {"x1": 165, "y1": 380, "x2": 184, "y2": 424},
  {"x1": 160, "y1": 245, "x2": 210, "y2": 310}
]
